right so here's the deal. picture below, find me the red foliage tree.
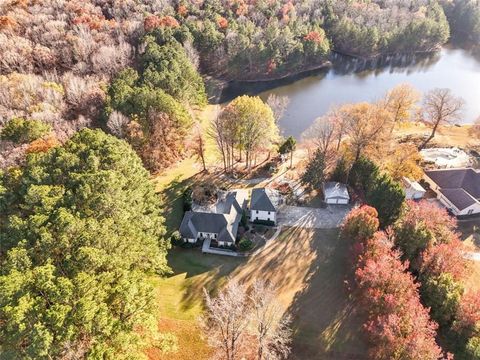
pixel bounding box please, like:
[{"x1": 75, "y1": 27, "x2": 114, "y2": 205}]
[
  {"x1": 177, "y1": 4, "x2": 188, "y2": 17},
  {"x1": 394, "y1": 200, "x2": 458, "y2": 265},
  {"x1": 355, "y1": 232, "x2": 444, "y2": 360},
  {"x1": 217, "y1": 16, "x2": 228, "y2": 29},
  {"x1": 304, "y1": 31, "x2": 324, "y2": 43},
  {"x1": 341, "y1": 205, "x2": 379, "y2": 244},
  {"x1": 455, "y1": 290, "x2": 480, "y2": 335},
  {"x1": 421, "y1": 237, "x2": 471, "y2": 281},
  {"x1": 144, "y1": 15, "x2": 179, "y2": 32}
]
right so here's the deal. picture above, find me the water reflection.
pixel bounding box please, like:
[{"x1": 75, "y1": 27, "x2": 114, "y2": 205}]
[
  {"x1": 219, "y1": 46, "x2": 480, "y2": 137},
  {"x1": 330, "y1": 51, "x2": 442, "y2": 77}
]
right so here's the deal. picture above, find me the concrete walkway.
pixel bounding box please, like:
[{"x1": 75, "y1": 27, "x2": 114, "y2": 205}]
[{"x1": 201, "y1": 238, "x2": 238, "y2": 257}]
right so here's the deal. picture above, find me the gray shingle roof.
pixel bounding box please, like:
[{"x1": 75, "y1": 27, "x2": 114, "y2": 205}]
[
  {"x1": 426, "y1": 168, "x2": 480, "y2": 211},
  {"x1": 179, "y1": 191, "x2": 245, "y2": 241},
  {"x1": 439, "y1": 188, "x2": 477, "y2": 211},
  {"x1": 250, "y1": 188, "x2": 276, "y2": 212}
]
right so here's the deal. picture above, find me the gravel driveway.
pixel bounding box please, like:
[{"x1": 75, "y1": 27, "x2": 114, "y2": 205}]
[{"x1": 277, "y1": 205, "x2": 352, "y2": 229}]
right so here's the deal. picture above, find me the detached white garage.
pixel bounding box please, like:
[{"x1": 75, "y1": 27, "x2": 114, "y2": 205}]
[{"x1": 323, "y1": 182, "x2": 350, "y2": 205}]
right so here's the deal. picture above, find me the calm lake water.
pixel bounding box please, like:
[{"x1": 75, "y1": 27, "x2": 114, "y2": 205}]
[{"x1": 221, "y1": 46, "x2": 480, "y2": 138}]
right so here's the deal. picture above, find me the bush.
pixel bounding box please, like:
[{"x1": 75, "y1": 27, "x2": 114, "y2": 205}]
[
  {"x1": 182, "y1": 187, "x2": 193, "y2": 212},
  {"x1": 252, "y1": 219, "x2": 275, "y2": 226},
  {"x1": 1, "y1": 118, "x2": 51, "y2": 144},
  {"x1": 238, "y1": 238, "x2": 254, "y2": 251},
  {"x1": 170, "y1": 231, "x2": 182, "y2": 246},
  {"x1": 180, "y1": 241, "x2": 200, "y2": 249}
]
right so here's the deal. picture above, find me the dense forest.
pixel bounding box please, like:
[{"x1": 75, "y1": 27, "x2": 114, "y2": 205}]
[
  {"x1": 1, "y1": 0, "x2": 477, "y2": 173},
  {"x1": 1, "y1": 0, "x2": 480, "y2": 358}
]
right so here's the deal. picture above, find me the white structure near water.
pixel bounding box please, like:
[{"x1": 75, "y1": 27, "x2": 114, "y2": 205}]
[
  {"x1": 323, "y1": 182, "x2": 350, "y2": 205},
  {"x1": 420, "y1": 147, "x2": 472, "y2": 169},
  {"x1": 402, "y1": 177, "x2": 426, "y2": 200}
]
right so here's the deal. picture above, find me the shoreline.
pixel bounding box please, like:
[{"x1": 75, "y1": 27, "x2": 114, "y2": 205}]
[{"x1": 211, "y1": 46, "x2": 445, "y2": 86}]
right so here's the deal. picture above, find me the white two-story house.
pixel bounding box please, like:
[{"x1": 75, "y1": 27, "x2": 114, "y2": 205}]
[{"x1": 250, "y1": 188, "x2": 277, "y2": 225}]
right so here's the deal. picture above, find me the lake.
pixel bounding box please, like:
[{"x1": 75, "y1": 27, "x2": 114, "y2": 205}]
[{"x1": 220, "y1": 46, "x2": 480, "y2": 138}]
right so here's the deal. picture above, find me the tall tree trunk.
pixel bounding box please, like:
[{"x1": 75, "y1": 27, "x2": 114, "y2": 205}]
[
  {"x1": 355, "y1": 146, "x2": 362, "y2": 162},
  {"x1": 290, "y1": 150, "x2": 293, "y2": 168},
  {"x1": 419, "y1": 120, "x2": 440, "y2": 150}
]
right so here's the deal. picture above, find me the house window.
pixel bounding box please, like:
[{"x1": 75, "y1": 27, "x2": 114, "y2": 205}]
[
  {"x1": 468, "y1": 209, "x2": 474, "y2": 215},
  {"x1": 268, "y1": 211, "x2": 270, "y2": 215},
  {"x1": 214, "y1": 234, "x2": 217, "y2": 238},
  {"x1": 256, "y1": 210, "x2": 258, "y2": 214}
]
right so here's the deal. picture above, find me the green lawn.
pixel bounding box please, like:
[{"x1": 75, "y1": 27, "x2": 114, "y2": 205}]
[
  {"x1": 149, "y1": 105, "x2": 367, "y2": 359},
  {"x1": 149, "y1": 228, "x2": 368, "y2": 360}
]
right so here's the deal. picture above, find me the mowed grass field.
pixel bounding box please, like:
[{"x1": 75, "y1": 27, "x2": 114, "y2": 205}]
[{"x1": 148, "y1": 227, "x2": 368, "y2": 360}]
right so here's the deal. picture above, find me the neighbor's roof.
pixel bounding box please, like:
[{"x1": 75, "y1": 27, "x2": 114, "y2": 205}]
[
  {"x1": 425, "y1": 169, "x2": 480, "y2": 197},
  {"x1": 250, "y1": 188, "x2": 276, "y2": 212},
  {"x1": 439, "y1": 188, "x2": 477, "y2": 211},
  {"x1": 425, "y1": 168, "x2": 480, "y2": 211},
  {"x1": 323, "y1": 182, "x2": 349, "y2": 199}
]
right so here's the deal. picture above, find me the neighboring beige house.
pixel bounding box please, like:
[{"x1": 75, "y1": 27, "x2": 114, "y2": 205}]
[
  {"x1": 424, "y1": 168, "x2": 480, "y2": 216},
  {"x1": 402, "y1": 177, "x2": 426, "y2": 200},
  {"x1": 250, "y1": 188, "x2": 277, "y2": 225}
]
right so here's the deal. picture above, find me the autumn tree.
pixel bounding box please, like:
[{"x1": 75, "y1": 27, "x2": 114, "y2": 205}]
[
  {"x1": 202, "y1": 281, "x2": 250, "y2": 360},
  {"x1": 303, "y1": 113, "x2": 336, "y2": 161},
  {"x1": 354, "y1": 233, "x2": 444, "y2": 360},
  {"x1": 340, "y1": 205, "x2": 380, "y2": 244},
  {"x1": 381, "y1": 143, "x2": 423, "y2": 180},
  {"x1": 383, "y1": 83, "x2": 420, "y2": 132},
  {"x1": 202, "y1": 279, "x2": 292, "y2": 360},
  {"x1": 394, "y1": 200, "x2": 458, "y2": 264},
  {"x1": 340, "y1": 102, "x2": 391, "y2": 161},
  {"x1": 106, "y1": 68, "x2": 193, "y2": 171},
  {"x1": 107, "y1": 111, "x2": 130, "y2": 138},
  {"x1": 214, "y1": 96, "x2": 278, "y2": 171},
  {"x1": 249, "y1": 281, "x2": 292, "y2": 360},
  {"x1": 419, "y1": 88, "x2": 465, "y2": 149}
]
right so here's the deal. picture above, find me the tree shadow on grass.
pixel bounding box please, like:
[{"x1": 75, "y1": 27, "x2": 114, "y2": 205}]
[
  {"x1": 228, "y1": 222, "x2": 368, "y2": 359},
  {"x1": 167, "y1": 247, "x2": 245, "y2": 312},
  {"x1": 285, "y1": 229, "x2": 368, "y2": 360}
]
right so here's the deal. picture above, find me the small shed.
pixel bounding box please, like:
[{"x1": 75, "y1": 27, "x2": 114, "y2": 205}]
[
  {"x1": 323, "y1": 182, "x2": 349, "y2": 205},
  {"x1": 402, "y1": 177, "x2": 426, "y2": 200}
]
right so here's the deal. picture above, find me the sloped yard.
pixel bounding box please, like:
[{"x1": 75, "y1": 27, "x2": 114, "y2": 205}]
[{"x1": 150, "y1": 227, "x2": 367, "y2": 359}]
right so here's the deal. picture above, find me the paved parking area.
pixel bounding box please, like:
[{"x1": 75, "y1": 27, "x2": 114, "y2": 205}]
[{"x1": 277, "y1": 205, "x2": 352, "y2": 229}]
